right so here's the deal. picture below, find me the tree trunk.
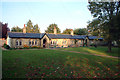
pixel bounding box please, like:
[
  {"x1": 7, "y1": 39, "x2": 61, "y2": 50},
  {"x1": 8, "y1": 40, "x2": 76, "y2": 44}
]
[{"x1": 108, "y1": 40, "x2": 112, "y2": 52}]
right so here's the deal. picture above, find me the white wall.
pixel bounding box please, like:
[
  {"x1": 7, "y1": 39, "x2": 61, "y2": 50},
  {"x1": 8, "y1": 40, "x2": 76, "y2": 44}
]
[{"x1": 7, "y1": 36, "x2": 11, "y2": 47}]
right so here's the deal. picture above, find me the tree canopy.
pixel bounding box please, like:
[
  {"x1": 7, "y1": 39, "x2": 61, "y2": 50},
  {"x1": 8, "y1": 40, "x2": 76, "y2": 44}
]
[
  {"x1": 87, "y1": 19, "x2": 102, "y2": 36},
  {"x1": 26, "y1": 20, "x2": 40, "y2": 33},
  {"x1": 45, "y1": 24, "x2": 61, "y2": 33},
  {"x1": 74, "y1": 28, "x2": 88, "y2": 35},
  {"x1": 33, "y1": 24, "x2": 40, "y2": 33},
  {"x1": 26, "y1": 20, "x2": 33, "y2": 33},
  {"x1": 88, "y1": 1, "x2": 120, "y2": 52},
  {"x1": 62, "y1": 29, "x2": 71, "y2": 34},
  {"x1": 11, "y1": 26, "x2": 23, "y2": 32}
]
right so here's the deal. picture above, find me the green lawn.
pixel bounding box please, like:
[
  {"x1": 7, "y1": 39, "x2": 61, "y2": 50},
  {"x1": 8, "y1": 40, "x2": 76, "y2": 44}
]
[
  {"x1": 2, "y1": 48, "x2": 120, "y2": 78},
  {"x1": 57, "y1": 46, "x2": 119, "y2": 57}
]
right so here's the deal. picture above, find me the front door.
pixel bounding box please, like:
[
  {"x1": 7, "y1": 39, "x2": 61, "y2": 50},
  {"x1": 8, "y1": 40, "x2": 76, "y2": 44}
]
[
  {"x1": 85, "y1": 39, "x2": 87, "y2": 46},
  {"x1": 43, "y1": 39, "x2": 46, "y2": 48}
]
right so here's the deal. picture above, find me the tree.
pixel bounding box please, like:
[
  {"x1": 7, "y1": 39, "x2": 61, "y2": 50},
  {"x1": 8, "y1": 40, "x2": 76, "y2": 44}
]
[
  {"x1": 74, "y1": 28, "x2": 88, "y2": 35},
  {"x1": 26, "y1": 20, "x2": 40, "y2": 33},
  {"x1": 62, "y1": 29, "x2": 71, "y2": 34},
  {"x1": 111, "y1": 12, "x2": 120, "y2": 47},
  {"x1": 87, "y1": 19, "x2": 102, "y2": 36},
  {"x1": 88, "y1": 1, "x2": 120, "y2": 52},
  {"x1": 33, "y1": 24, "x2": 40, "y2": 33},
  {"x1": 45, "y1": 24, "x2": 61, "y2": 33},
  {"x1": 0, "y1": 22, "x2": 10, "y2": 39},
  {"x1": 26, "y1": 20, "x2": 33, "y2": 33},
  {"x1": 11, "y1": 26, "x2": 23, "y2": 32}
]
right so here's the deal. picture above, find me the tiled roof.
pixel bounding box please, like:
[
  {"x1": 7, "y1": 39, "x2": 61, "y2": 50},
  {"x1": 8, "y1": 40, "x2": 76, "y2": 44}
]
[
  {"x1": 8, "y1": 32, "x2": 103, "y2": 40},
  {"x1": 8, "y1": 32, "x2": 45, "y2": 39},
  {"x1": 88, "y1": 36, "x2": 103, "y2": 40},
  {"x1": 47, "y1": 34, "x2": 85, "y2": 39}
]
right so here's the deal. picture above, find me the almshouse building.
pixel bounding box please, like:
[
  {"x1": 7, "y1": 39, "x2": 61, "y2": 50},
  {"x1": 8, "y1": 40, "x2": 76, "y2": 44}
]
[{"x1": 7, "y1": 25, "x2": 103, "y2": 48}]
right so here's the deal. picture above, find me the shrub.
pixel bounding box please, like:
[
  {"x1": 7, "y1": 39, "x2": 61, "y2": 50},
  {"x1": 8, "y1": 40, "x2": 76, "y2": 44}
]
[
  {"x1": 23, "y1": 45, "x2": 29, "y2": 49},
  {"x1": 54, "y1": 45, "x2": 56, "y2": 48},
  {"x1": 90, "y1": 43, "x2": 94, "y2": 46},
  {"x1": 31, "y1": 46, "x2": 38, "y2": 48},
  {"x1": 3, "y1": 43, "x2": 10, "y2": 49}
]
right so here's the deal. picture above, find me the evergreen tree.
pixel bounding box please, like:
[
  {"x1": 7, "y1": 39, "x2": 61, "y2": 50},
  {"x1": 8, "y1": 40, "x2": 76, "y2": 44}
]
[{"x1": 45, "y1": 24, "x2": 61, "y2": 33}]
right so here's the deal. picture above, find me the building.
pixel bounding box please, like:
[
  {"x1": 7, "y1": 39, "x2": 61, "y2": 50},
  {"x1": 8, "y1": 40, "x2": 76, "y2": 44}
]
[
  {"x1": 7, "y1": 25, "x2": 103, "y2": 48},
  {"x1": 0, "y1": 22, "x2": 10, "y2": 47}
]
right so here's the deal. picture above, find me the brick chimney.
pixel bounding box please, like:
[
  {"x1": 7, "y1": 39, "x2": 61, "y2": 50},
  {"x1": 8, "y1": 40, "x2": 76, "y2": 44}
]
[
  {"x1": 23, "y1": 24, "x2": 26, "y2": 33},
  {"x1": 71, "y1": 29, "x2": 74, "y2": 36},
  {"x1": 54, "y1": 24, "x2": 57, "y2": 34},
  {"x1": 39, "y1": 29, "x2": 41, "y2": 33}
]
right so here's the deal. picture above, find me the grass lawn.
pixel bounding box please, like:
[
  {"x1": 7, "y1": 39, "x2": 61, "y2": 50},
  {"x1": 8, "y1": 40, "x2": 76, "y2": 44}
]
[
  {"x1": 2, "y1": 48, "x2": 120, "y2": 78},
  {"x1": 57, "y1": 46, "x2": 119, "y2": 57}
]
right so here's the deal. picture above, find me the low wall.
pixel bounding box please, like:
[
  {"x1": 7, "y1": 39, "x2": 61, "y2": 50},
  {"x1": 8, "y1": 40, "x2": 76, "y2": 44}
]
[{"x1": 0, "y1": 39, "x2": 6, "y2": 47}]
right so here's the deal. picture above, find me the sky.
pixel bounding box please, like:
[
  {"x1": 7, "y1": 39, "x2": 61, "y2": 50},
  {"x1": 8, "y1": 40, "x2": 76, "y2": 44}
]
[{"x1": 1, "y1": 0, "x2": 93, "y2": 33}]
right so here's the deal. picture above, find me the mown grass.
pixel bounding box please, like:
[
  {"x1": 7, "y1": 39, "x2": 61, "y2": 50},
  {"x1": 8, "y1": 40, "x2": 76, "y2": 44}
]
[
  {"x1": 57, "y1": 46, "x2": 119, "y2": 57},
  {"x1": 0, "y1": 48, "x2": 2, "y2": 79},
  {"x1": 2, "y1": 49, "x2": 120, "y2": 78}
]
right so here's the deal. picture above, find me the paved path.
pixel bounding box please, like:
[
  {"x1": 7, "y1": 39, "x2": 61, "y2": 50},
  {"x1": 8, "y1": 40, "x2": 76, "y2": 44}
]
[{"x1": 49, "y1": 48, "x2": 120, "y2": 59}]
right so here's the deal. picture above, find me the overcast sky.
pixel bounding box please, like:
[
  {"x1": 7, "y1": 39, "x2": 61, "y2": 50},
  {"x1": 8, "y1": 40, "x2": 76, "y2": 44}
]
[{"x1": 1, "y1": 0, "x2": 93, "y2": 33}]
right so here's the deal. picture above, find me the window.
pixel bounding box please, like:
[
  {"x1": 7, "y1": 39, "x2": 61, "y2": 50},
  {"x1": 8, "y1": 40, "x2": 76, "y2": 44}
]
[
  {"x1": 16, "y1": 40, "x2": 18, "y2": 46},
  {"x1": 72, "y1": 41, "x2": 74, "y2": 44},
  {"x1": 16, "y1": 40, "x2": 22, "y2": 46},
  {"x1": 51, "y1": 41, "x2": 52, "y2": 44},
  {"x1": 29, "y1": 41, "x2": 31, "y2": 45},
  {"x1": 35, "y1": 40, "x2": 37, "y2": 45},
  {"x1": 53, "y1": 41, "x2": 56, "y2": 45},
  {"x1": 65, "y1": 41, "x2": 66, "y2": 44},
  {"x1": 32, "y1": 41, "x2": 34, "y2": 45},
  {"x1": 19, "y1": 40, "x2": 22, "y2": 45},
  {"x1": 62, "y1": 41, "x2": 64, "y2": 45}
]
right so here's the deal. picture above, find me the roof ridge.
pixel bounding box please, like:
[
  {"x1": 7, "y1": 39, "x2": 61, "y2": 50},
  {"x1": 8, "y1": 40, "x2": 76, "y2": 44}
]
[{"x1": 8, "y1": 32, "x2": 45, "y2": 34}]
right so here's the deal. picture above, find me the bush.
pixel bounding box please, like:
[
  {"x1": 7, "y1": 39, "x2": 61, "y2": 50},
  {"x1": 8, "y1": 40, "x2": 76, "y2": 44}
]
[
  {"x1": 31, "y1": 46, "x2": 38, "y2": 48},
  {"x1": 3, "y1": 43, "x2": 10, "y2": 49},
  {"x1": 23, "y1": 45, "x2": 29, "y2": 49},
  {"x1": 90, "y1": 43, "x2": 94, "y2": 46}
]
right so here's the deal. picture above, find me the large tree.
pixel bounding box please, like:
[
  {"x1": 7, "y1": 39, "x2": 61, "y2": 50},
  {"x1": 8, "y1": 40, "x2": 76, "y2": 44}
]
[
  {"x1": 26, "y1": 20, "x2": 34, "y2": 33},
  {"x1": 87, "y1": 19, "x2": 103, "y2": 36},
  {"x1": 33, "y1": 24, "x2": 40, "y2": 33},
  {"x1": 88, "y1": 1, "x2": 120, "y2": 52},
  {"x1": 74, "y1": 28, "x2": 88, "y2": 35},
  {"x1": 111, "y1": 12, "x2": 120, "y2": 47},
  {"x1": 26, "y1": 20, "x2": 40, "y2": 33},
  {"x1": 11, "y1": 26, "x2": 23, "y2": 32},
  {"x1": 62, "y1": 29, "x2": 71, "y2": 34},
  {"x1": 45, "y1": 24, "x2": 61, "y2": 33}
]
